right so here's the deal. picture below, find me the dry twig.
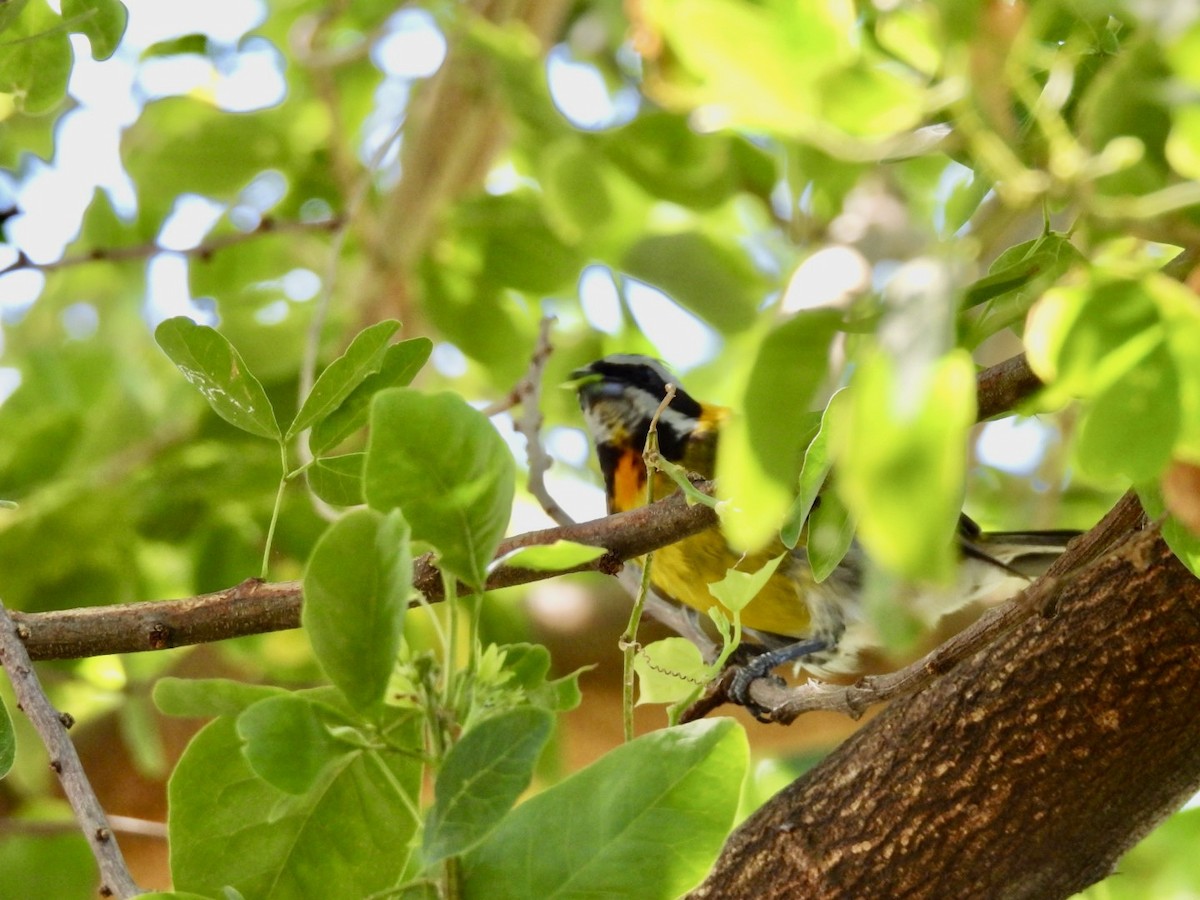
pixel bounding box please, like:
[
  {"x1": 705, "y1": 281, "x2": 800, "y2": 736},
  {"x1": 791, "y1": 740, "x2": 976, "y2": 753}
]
[{"x1": 0, "y1": 600, "x2": 141, "y2": 898}]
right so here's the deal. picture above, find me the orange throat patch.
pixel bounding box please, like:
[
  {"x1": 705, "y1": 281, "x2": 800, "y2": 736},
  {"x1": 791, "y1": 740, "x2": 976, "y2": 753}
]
[{"x1": 610, "y1": 448, "x2": 648, "y2": 513}]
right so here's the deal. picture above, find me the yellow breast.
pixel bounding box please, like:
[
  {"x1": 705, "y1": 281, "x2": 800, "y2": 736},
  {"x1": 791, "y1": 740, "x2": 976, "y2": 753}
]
[
  {"x1": 649, "y1": 530, "x2": 813, "y2": 638},
  {"x1": 606, "y1": 408, "x2": 814, "y2": 638}
]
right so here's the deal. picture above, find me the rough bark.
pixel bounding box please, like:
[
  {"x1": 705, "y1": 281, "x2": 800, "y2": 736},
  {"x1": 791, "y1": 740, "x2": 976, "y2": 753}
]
[{"x1": 691, "y1": 523, "x2": 1200, "y2": 899}]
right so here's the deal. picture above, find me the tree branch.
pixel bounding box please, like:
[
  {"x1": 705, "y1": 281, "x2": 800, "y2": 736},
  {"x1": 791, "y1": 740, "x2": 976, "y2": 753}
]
[
  {"x1": 976, "y1": 351, "x2": 1041, "y2": 421},
  {"x1": 12, "y1": 486, "x2": 718, "y2": 662},
  {"x1": 690, "y1": 508, "x2": 1200, "y2": 899},
  {"x1": 0, "y1": 601, "x2": 141, "y2": 898}
]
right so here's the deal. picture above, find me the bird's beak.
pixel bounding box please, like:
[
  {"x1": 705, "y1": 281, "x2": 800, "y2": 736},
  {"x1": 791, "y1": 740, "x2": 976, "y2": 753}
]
[{"x1": 563, "y1": 369, "x2": 602, "y2": 392}]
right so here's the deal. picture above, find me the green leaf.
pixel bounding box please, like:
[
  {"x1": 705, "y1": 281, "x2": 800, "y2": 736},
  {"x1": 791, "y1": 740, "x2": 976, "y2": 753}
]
[
  {"x1": 815, "y1": 62, "x2": 924, "y2": 138},
  {"x1": 303, "y1": 509, "x2": 410, "y2": 711},
  {"x1": 1026, "y1": 271, "x2": 1198, "y2": 483},
  {"x1": 1076, "y1": 350, "x2": 1180, "y2": 482},
  {"x1": 0, "y1": 830, "x2": 95, "y2": 900},
  {"x1": 0, "y1": 698, "x2": 14, "y2": 779},
  {"x1": 62, "y1": 0, "x2": 128, "y2": 60},
  {"x1": 365, "y1": 390, "x2": 514, "y2": 589},
  {"x1": 531, "y1": 669, "x2": 587, "y2": 713},
  {"x1": 491, "y1": 540, "x2": 606, "y2": 572},
  {"x1": 309, "y1": 338, "x2": 433, "y2": 455},
  {"x1": 623, "y1": 232, "x2": 763, "y2": 333},
  {"x1": 155, "y1": 317, "x2": 281, "y2": 440},
  {"x1": 782, "y1": 388, "x2": 848, "y2": 548},
  {"x1": 634, "y1": 638, "x2": 709, "y2": 705},
  {"x1": 717, "y1": 311, "x2": 839, "y2": 551},
  {"x1": 601, "y1": 113, "x2": 770, "y2": 210},
  {"x1": 807, "y1": 490, "x2": 856, "y2": 583},
  {"x1": 836, "y1": 350, "x2": 976, "y2": 582},
  {"x1": 463, "y1": 718, "x2": 748, "y2": 900},
  {"x1": 424, "y1": 707, "x2": 554, "y2": 864},
  {"x1": 306, "y1": 453, "x2": 365, "y2": 506},
  {"x1": 539, "y1": 137, "x2": 613, "y2": 238},
  {"x1": 140, "y1": 33, "x2": 210, "y2": 58},
  {"x1": 499, "y1": 644, "x2": 587, "y2": 712},
  {"x1": 959, "y1": 234, "x2": 1083, "y2": 348},
  {"x1": 0, "y1": 0, "x2": 72, "y2": 114},
  {"x1": 707, "y1": 554, "x2": 787, "y2": 614},
  {"x1": 641, "y1": 0, "x2": 853, "y2": 136},
  {"x1": 153, "y1": 678, "x2": 288, "y2": 719},
  {"x1": 170, "y1": 716, "x2": 421, "y2": 900},
  {"x1": 288, "y1": 320, "x2": 400, "y2": 439},
  {"x1": 236, "y1": 695, "x2": 354, "y2": 795},
  {"x1": 461, "y1": 194, "x2": 581, "y2": 293},
  {"x1": 1026, "y1": 278, "x2": 1160, "y2": 399}
]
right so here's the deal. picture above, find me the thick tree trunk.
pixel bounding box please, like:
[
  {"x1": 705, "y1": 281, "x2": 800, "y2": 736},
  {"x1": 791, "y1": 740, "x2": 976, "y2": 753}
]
[{"x1": 691, "y1": 522, "x2": 1200, "y2": 899}]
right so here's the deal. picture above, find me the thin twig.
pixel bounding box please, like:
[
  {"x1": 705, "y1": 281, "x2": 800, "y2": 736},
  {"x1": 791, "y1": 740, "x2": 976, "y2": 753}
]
[
  {"x1": 0, "y1": 814, "x2": 168, "y2": 840},
  {"x1": 493, "y1": 316, "x2": 574, "y2": 528},
  {"x1": 0, "y1": 600, "x2": 141, "y2": 899},
  {"x1": 0, "y1": 216, "x2": 342, "y2": 277}
]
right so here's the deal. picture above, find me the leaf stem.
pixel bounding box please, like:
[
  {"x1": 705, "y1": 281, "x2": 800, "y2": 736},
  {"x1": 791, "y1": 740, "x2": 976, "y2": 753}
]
[
  {"x1": 621, "y1": 551, "x2": 654, "y2": 742},
  {"x1": 620, "y1": 384, "x2": 676, "y2": 741},
  {"x1": 260, "y1": 442, "x2": 291, "y2": 578},
  {"x1": 442, "y1": 569, "x2": 458, "y2": 715}
]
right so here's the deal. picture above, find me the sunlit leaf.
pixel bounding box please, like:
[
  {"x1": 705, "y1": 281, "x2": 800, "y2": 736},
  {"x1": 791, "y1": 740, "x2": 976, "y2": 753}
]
[
  {"x1": 1076, "y1": 350, "x2": 1179, "y2": 481},
  {"x1": 782, "y1": 388, "x2": 849, "y2": 548},
  {"x1": 708, "y1": 554, "x2": 786, "y2": 614},
  {"x1": 634, "y1": 637, "x2": 709, "y2": 705},
  {"x1": 62, "y1": 0, "x2": 127, "y2": 61},
  {"x1": 718, "y1": 311, "x2": 839, "y2": 551},
  {"x1": 807, "y1": 489, "x2": 856, "y2": 583},
  {"x1": 0, "y1": 0, "x2": 71, "y2": 114},
  {"x1": 836, "y1": 350, "x2": 976, "y2": 582},
  {"x1": 640, "y1": 0, "x2": 854, "y2": 136},
  {"x1": 491, "y1": 540, "x2": 606, "y2": 572},
  {"x1": 154, "y1": 317, "x2": 281, "y2": 440}
]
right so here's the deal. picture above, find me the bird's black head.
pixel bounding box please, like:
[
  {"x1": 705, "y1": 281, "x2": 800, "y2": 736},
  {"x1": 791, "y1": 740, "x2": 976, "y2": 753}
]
[{"x1": 570, "y1": 354, "x2": 702, "y2": 461}]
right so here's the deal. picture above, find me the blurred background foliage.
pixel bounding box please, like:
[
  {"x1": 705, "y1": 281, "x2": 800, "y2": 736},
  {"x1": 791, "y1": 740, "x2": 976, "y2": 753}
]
[{"x1": 2, "y1": 0, "x2": 1200, "y2": 895}]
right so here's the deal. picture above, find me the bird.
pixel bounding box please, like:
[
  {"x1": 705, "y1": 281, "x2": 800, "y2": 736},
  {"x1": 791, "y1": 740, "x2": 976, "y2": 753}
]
[{"x1": 571, "y1": 353, "x2": 1076, "y2": 715}]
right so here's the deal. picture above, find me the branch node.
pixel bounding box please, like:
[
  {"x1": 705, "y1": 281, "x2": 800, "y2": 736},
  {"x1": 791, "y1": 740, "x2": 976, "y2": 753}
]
[
  {"x1": 15, "y1": 623, "x2": 30, "y2": 641},
  {"x1": 598, "y1": 552, "x2": 624, "y2": 576},
  {"x1": 96, "y1": 827, "x2": 112, "y2": 843},
  {"x1": 49, "y1": 759, "x2": 62, "y2": 774},
  {"x1": 147, "y1": 623, "x2": 172, "y2": 650},
  {"x1": 59, "y1": 711, "x2": 75, "y2": 729}
]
